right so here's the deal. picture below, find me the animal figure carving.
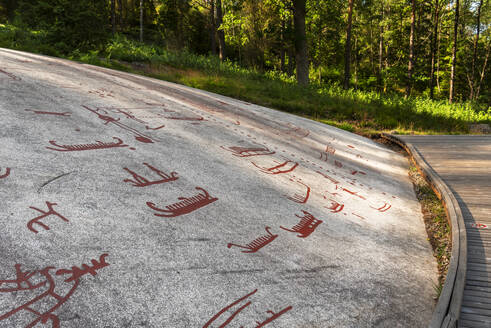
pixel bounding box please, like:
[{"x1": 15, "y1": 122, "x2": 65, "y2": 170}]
[
  {"x1": 46, "y1": 137, "x2": 129, "y2": 152},
  {"x1": 123, "y1": 163, "x2": 178, "y2": 187},
  {"x1": 222, "y1": 146, "x2": 275, "y2": 157},
  {"x1": 280, "y1": 211, "x2": 323, "y2": 238},
  {"x1": 147, "y1": 187, "x2": 218, "y2": 217},
  {"x1": 0, "y1": 254, "x2": 109, "y2": 328},
  {"x1": 227, "y1": 227, "x2": 278, "y2": 253}
]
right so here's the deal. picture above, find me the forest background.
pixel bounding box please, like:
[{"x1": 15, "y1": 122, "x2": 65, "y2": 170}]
[{"x1": 0, "y1": 0, "x2": 490, "y2": 134}]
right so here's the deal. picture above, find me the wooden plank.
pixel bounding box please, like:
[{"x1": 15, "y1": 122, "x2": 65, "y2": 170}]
[{"x1": 383, "y1": 134, "x2": 491, "y2": 327}]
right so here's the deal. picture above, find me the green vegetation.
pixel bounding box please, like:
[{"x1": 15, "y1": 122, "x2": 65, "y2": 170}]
[
  {"x1": 1, "y1": 24, "x2": 490, "y2": 134},
  {"x1": 408, "y1": 164, "x2": 451, "y2": 299}
]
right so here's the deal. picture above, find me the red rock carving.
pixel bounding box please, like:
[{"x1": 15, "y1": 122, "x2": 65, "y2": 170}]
[
  {"x1": 339, "y1": 187, "x2": 367, "y2": 200},
  {"x1": 147, "y1": 187, "x2": 218, "y2": 217},
  {"x1": 25, "y1": 109, "x2": 71, "y2": 116},
  {"x1": 352, "y1": 212, "x2": 366, "y2": 220},
  {"x1": 203, "y1": 289, "x2": 292, "y2": 328},
  {"x1": 320, "y1": 145, "x2": 336, "y2": 161},
  {"x1": 27, "y1": 202, "x2": 69, "y2": 233},
  {"x1": 222, "y1": 146, "x2": 275, "y2": 157},
  {"x1": 227, "y1": 227, "x2": 278, "y2": 253},
  {"x1": 145, "y1": 125, "x2": 165, "y2": 130},
  {"x1": 326, "y1": 200, "x2": 344, "y2": 213},
  {"x1": 46, "y1": 137, "x2": 129, "y2": 152},
  {"x1": 123, "y1": 163, "x2": 178, "y2": 187},
  {"x1": 370, "y1": 203, "x2": 392, "y2": 212},
  {"x1": 82, "y1": 105, "x2": 156, "y2": 143},
  {"x1": 107, "y1": 108, "x2": 147, "y2": 124},
  {"x1": 334, "y1": 160, "x2": 343, "y2": 168},
  {"x1": 0, "y1": 69, "x2": 21, "y2": 81},
  {"x1": 316, "y1": 171, "x2": 339, "y2": 184},
  {"x1": 252, "y1": 160, "x2": 298, "y2": 175},
  {"x1": 0, "y1": 254, "x2": 109, "y2": 328},
  {"x1": 203, "y1": 289, "x2": 257, "y2": 328},
  {"x1": 472, "y1": 223, "x2": 488, "y2": 229},
  {"x1": 351, "y1": 170, "x2": 366, "y2": 175},
  {"x1": 280, "y1": 211, "x2": 322, "y2": 238},
  {"x1": 255, "y1": 306, "x2": 293, "y2": 327},
  {"x1": 285, "y1": 179, "x2": 310, "y2": 204},
  {"x1": 326, "y1": 145, "x2": 336, "y2": 154},
  {"x1": 0, "y1": 168, "x2": 10, "y2": 179}
]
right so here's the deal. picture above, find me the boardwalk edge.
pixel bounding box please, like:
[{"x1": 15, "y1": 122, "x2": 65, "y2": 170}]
[{"x1": 381, "y1": 133, "x2": 467, "y2": 328}]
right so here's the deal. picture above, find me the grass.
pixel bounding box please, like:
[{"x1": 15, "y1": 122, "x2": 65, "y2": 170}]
[
  {"x1": 408, "y1": 164, "x2": 451, "y2": 299},
  {"x1": 2, "y1": 25, "x2": 491, "y2": 135}
]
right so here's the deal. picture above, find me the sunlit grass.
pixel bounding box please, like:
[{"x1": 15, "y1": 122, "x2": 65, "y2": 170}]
[{"x1": 1, "y1": 26, "x2": 490, "y2": 135}]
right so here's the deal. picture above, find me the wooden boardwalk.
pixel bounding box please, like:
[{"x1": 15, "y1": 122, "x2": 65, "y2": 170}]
[{"x1": 394, "y1": 135, "x2": 491, "y2": 327}]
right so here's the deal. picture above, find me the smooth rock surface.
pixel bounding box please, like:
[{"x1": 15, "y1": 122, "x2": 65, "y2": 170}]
[{"x1": 0, "y1": 48, "x2": 437, "y2": 328}]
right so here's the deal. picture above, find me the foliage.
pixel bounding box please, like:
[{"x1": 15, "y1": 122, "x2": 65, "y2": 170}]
[
  {"x1": 15, "y1": 0, "x2": 110, "y2": 52},
  {"x1": 95, "y1": 35, "x2": 491, "y2": 134},
  {"x1": 1, "y1": 0, "x2": 490, "y2": 131}
]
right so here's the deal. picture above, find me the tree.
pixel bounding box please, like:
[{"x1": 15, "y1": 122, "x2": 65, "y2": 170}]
[
  {"x1": 406, "y1": 0, "x2": 416, "y2": 98},
  {"x1": 216, "y1": 0, "x2": 226, "y2": 60},
  {"x1": 429, "y1": 0, "x2": 440, "y2": 99},
  {"x1": 140, "y1": 0, "x2": 144, "y2": 42},
  {"x1": 449, "y1": 0, "x2": 459, "y2": 103},
  {"x1": 210, "y1": 0, "x2": 216, "y2": 55},
  {"x1": 293, "y1": 0, "x2": 309, "y2": 86},
  {"x1": 343, "y1": 0, "x2": 354, "y2": 89},
  {"x1": 378, "y1": 1, "x2": 385, "y2": 92},
  {"x1": 111, "y1": 0, "x2": 116, "y2": 35},
  {"x1": 469, "y1": 0, "x2": 484, "y2": 100}
]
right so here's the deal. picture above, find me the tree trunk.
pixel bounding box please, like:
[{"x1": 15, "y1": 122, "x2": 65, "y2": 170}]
[
  {"x1": 378, "y1": 2, "x2": 384, "y2": 92},
  {"x1": 475, "y1": 39, "x2": 490, "y2": 99},
  {"x1": 111, "y1": 0, "x2": 116, "y2": 35},
  {"x1": 140, "y1": 0, "x2": 144, "y2": 42},
  {"x1": 117, "y1": 0, "x2": 123, "y2": 30},
  {"x1": 449, "y1": 0, "x2": 459, "y2": 103},
  {"x1": 293, "y1": 0, "x2": 309, "y2": 86},
  {"x1": 216, "y1": 0, "x2": 226, "y2": 61},
  {"x1": 280, "y1": 19, "x2": 286, "y2": 72},
  {"x1": 287, "y1": 15, "x2": 295, "y2": 76},
  {"x1": 470, "y1": 0, "x2": 483, "y2": 100},
  {"x1": 343, "y1": 0, "x2": 354, "y2": 89},
  {"x1": 429, "y1": 0, "x2": 439, "y2": 99},
  {"x1": 210, "y1": 0, "x2": 217, "y2": 55},
  {"x1": 405, "y1": 0, "x2": 416, "y2": 98}
]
